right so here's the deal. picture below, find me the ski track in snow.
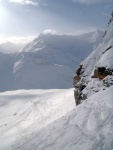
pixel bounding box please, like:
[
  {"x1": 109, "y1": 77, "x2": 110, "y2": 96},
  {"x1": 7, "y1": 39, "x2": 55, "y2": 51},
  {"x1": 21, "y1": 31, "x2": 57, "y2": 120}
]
[
  {"x1": 0, "y1": 86, "x2": 113, "y2": 150},
  {"x1": 0, "y1": 89, "x2": 75, "y2": 150},
  {"x1": 9, "y1": 86, "x2": 113, "y2": 150}
]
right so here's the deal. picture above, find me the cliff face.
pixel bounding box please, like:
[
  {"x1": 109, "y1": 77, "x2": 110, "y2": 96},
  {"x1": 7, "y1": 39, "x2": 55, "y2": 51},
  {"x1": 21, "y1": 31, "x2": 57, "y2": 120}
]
[{"x1": 74, "y1": 14, "x2": 113, "y2": 105}]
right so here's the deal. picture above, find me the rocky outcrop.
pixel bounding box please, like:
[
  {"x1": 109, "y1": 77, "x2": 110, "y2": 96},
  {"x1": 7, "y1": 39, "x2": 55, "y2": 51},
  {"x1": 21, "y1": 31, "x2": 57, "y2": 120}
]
[
  {"x1": 91, "y1": 67, "x2": 113, "y2": 80},
  {"x1": 73, "y1": 65, "x2": 86, "y2": 105},
  {"x1": 73, "y1": 12, "x2": 113, "y2": 106}
]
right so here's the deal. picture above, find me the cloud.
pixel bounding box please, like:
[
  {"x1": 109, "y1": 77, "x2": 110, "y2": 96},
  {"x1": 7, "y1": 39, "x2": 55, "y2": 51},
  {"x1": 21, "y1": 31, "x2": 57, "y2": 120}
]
[
  {"x1": 9, "y1": 0, "x2": 38, "y2": 6},
  {"x1": 0, "y1": 35, "x2": 36, "y2": 44},
  {"x1": 67, "y1": 26, "x2": 102, "y2": 35},
  {"x1": 42, "y1": 29, "x2": 57, "y2": 35},
  {"x1": 72, "y1": 0, "x2": 113, "y2": 4}
]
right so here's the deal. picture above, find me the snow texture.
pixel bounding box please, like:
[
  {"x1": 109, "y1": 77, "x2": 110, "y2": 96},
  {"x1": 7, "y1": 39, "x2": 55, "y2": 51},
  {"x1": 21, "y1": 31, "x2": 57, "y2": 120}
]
[
  {"x1": 0, "y1": 86, "x2": 113, "y2": 150},
  {"x1": 80, "y1": 17, "x2": 113, "y2": 99}
]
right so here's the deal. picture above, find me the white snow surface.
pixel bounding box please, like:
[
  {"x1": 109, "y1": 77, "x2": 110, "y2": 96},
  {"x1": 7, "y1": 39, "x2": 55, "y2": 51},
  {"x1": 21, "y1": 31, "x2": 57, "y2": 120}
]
[
  {"x1": 0, "y1": 89, "x2": 75, "y2": 150},
  {"x1": 21, "y1": 31, "x2": 103, "y2": 59},
  {"x1": 82, "y1": 21, "x2": 113, "y2": 81},
  {"x1": 80, "y1": 18, "x2": 113, "y2": 98},
  {"x1": 0, "y1": 87, "x2": 113, "y2": 150}
]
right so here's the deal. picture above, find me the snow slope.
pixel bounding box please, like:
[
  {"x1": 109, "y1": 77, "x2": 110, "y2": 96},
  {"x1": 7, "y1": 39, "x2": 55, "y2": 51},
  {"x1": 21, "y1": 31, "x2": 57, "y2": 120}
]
[
  {"x1": 0, "y1": 87, "x2": 113, "y2": 150},
  {"x1": 0, "y1": 31, "x2": 103, "y2": 91},
  {"x1": 80, "y1": 16, "x2": 113, "y2": 98},
  {"x1": 13, "y1": 86, "x2": 113, "y2": 150},
  {"x1": 0, "y1": 89, "x2": 75, "y2": 150}
]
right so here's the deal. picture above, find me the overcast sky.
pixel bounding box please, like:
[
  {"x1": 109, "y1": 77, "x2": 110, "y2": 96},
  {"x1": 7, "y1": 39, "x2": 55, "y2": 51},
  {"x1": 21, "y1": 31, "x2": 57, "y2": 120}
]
[{"x1": 0, "y1": 0, "x2": 113, "y2": 43}]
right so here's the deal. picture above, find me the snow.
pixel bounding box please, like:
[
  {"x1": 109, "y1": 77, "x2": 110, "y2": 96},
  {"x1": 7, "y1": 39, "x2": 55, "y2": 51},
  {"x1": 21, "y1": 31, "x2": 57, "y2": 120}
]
[
  {"x1": 0, "y1": 87, "x2": 113, "y2": 150},
  {"x1": 0, "y1": 31, "x2": 103, "y2": 92},
  {"x1": 0, "y1": 16, "x2": 113, "y2": 150},
  {"x1": 80, "y1": 19, "x2": 113, "y2": 95},
  {"x1": 21, "y1": 31, "x2": 103, "y2": 59},
  {"x1": 14, "y1": 86, "x2": 112, "y2": 150},
  {"x1": 0, "y1": 89, "x2": 75, "y2": 150},
  {"x1": 97, "y1": 47, "x2": 113, "y2": 69}
]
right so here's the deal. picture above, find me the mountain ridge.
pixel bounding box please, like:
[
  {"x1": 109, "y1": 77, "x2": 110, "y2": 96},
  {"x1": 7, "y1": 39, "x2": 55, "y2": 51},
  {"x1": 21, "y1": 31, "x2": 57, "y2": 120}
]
[
  {"x1": 73, "y1": 14, "x2": 113, "y2": 102},
  {"x1": 0, "y1": 30, "x2": 103, "y2": 91}
]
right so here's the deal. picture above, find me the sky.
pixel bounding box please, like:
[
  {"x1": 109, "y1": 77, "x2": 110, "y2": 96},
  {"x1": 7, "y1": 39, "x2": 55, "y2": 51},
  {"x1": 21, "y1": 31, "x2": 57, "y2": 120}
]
[{"x1": 0, "y1": 0, "x2": 113, "y2": 43}]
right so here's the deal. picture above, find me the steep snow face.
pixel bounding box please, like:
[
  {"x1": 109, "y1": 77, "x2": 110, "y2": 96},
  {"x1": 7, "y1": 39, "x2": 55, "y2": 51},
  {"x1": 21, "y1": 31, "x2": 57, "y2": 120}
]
[
  {"x1": 78, "y1": 17, "x2": 113, "y2": 99},
  {"x1": 82, "y1": 21, "x2": 113, "y2": 79}
]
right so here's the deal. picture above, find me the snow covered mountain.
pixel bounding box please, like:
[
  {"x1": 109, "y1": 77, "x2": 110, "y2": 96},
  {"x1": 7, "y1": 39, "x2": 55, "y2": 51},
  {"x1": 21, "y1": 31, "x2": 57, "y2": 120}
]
[
  {"x1": 0, "y1": 15, "x2": 113, "y2": 150},
  {"x1": 79, "y1": 16, "x2": 113, "y2": 99},
  {"x1": 21, "y1": 30, "x2": 103, "y2": 59},
  {"x1": 0, "y1": 30, "x2": 103, "y2": 91}
]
